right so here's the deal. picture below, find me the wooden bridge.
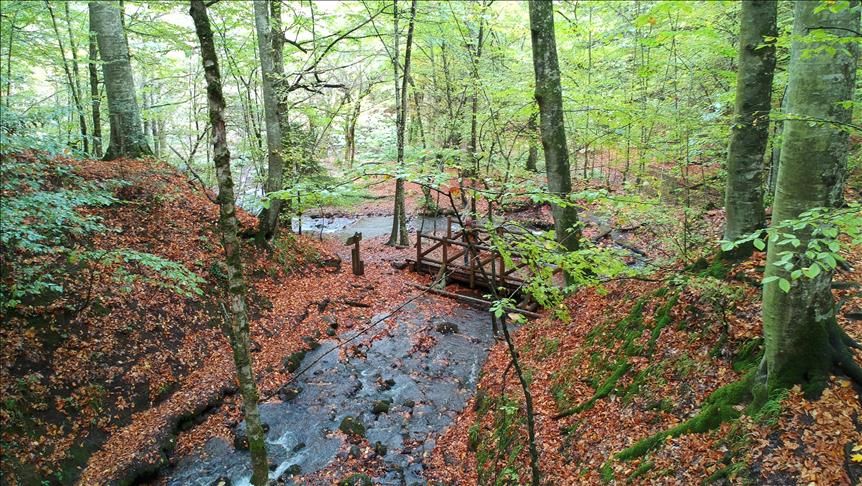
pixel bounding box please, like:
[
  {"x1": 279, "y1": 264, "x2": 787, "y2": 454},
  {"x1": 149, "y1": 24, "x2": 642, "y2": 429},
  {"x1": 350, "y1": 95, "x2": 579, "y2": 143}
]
[{"x1": 409, "y1": 218, "x2": 561, "y2": 314}]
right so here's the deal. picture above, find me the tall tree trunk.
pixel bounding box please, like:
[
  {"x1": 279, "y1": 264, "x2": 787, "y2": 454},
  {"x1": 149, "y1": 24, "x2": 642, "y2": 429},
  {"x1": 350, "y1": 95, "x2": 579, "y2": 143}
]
[
  {"x1": 254, "y1": 0, "x2": 285, "y2": 245},
  {"x1": 387, "y1": 0, "x2": 415, "y2": 247},
  {"x1": 528, "y1": 0, "x2": 580, "y2": 254},
  {"x1": 270, "y1": 0, "x2": 291, "y2": 181},
  {"x1": 754, "y1": 0, "x2": 861, "y2": 403},
  {"x1": 88, "y1": 14, "x2": 103, "y2": 159},
  {"x1": 188, "y1": 3, "x2": 270, "y2": 485},
  {"x1": 47, "y1": 1, "x2": 88, "y2": 154},
  {"x1": 88, "y1": 1, "x2": 150, "y2": 160},
  {"x1": 468, "y1": 8, "x2": 486, "y2": 217},
  {"x1": 722, "y1": 0, "x2": 777, "y2": 256}
]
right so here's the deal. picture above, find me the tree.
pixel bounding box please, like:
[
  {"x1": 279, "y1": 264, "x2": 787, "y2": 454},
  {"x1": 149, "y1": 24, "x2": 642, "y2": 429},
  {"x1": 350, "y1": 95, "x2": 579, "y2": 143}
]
[
  {"x1": 386, "y1": 0, "x2": 416, "y2": 247},
  {"x1": 254, "y1": 0, "x2": 286, "y2": 245},
  {"x1": 754, "y1": 0, "x2": 860, "y2": 403},
  {"x1": 88, "y1": 10, "x2": 103, "y2": 158},
  {"x1": 188, "y1": 1, "x2": 270, "y2": 484},
  {"x1": 722, "y1": 0, "x2": 777, "y2": 256},
  {"x1": 88, "y1": 1, "x2": 151, "y2": 160},
  {"x1": 528, "y1": 0, "x2": 580, "y2": 254},
  {"x1": 46, "y1": 1, "x2": 88, "y2": 154}
]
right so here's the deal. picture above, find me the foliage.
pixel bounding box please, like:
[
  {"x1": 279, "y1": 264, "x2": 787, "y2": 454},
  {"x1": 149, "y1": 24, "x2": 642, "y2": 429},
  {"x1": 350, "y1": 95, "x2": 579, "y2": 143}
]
[{"x1": 721, "y1": 204, "x2": 862, "y2": 292}]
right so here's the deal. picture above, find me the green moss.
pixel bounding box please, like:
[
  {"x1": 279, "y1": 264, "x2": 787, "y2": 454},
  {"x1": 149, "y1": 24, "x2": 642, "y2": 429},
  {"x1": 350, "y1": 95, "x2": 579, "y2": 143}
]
[
  {"x1": 732, "y1": 338, "x2": 763, "y2": 372},
  {"x1": 627, "y1": 460, "x2": 653, "y2": 483},
  {"x1": 600, "y1": 461, "x2": 614, "y2": 483},
  {"x1": 616, "y1": 374, "x2": 754, "y2": 461},
  {"x1": 562, "y1": 360, "x2": 631, "y2": 416}
]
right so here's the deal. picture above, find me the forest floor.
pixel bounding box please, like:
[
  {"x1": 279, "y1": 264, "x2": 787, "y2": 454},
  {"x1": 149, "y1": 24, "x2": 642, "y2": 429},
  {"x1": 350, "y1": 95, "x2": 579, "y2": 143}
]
[{"x1": 2, "y1": 152, "x2": 860, "y2": 485}]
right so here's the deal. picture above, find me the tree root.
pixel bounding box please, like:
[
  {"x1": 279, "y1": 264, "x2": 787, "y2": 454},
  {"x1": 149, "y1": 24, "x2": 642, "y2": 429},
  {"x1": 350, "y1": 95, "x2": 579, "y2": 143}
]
[{"x1": 829, "y1": 322, "x2": 862, "y2": 386}]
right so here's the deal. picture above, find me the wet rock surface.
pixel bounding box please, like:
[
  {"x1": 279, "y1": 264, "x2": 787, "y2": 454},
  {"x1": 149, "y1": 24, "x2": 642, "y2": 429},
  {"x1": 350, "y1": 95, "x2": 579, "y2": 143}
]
[{"x1": 166, "y1": 298, "x2": 495, "y2": 485}]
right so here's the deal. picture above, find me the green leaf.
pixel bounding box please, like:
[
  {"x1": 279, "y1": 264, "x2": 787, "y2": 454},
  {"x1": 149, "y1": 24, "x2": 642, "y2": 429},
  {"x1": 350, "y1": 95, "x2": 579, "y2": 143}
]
[
  {"x1": 720, "y1": 241, "x2": 735, "y2": 252},
  {"x1": 803, "y1": 265, "x2": 821, "y2": 278},
  {"x1": 778, "y1": 278, "x2": 791, "y2": 293},
  {"x1": 762, "y1": 275, "x2": 780, "y2": 284},
  {"x1": 753, "y1": 238, "x2": 766, "y2": 251}
]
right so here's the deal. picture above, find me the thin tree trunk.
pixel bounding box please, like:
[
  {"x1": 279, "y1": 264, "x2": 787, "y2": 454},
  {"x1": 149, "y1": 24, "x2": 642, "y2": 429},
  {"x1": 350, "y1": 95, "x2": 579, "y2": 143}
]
[
  {"x1": 387, "y1": 0, "x2": 416, "y2": 247},
  {"x1": 722, "y1": 0, "x2": 777, "y2": 256},
  {"x1": 89, "y1": 1, "x2": 150, "y2": 160},
  {"x1": 88, "y1": 13, "x2": 103, "y2": 159},
  {"x1": 188, "y1": 3, "x2": 270, "y2": 485},
  {"x1": 528, "y1": 0, "x2": 580, "y2": 255},
  {"x1": 526, "y1": 111, "x2": 538, "y2": 172},
  {"x1": 47, "y1": 1, "x2": 88, "y2": 154},
  {"x1": 254, "y1": 0, "x2": 285, "y2": 245},
  {"x1": 755, "y1": 0, "x2": 860, "y2": 403}
]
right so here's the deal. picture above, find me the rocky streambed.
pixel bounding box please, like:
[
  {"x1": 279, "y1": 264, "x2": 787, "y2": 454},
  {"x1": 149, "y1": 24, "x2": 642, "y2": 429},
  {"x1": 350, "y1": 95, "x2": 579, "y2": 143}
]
[{"x1": 166, "y1": 297, "x2": 496, "y2": 485}]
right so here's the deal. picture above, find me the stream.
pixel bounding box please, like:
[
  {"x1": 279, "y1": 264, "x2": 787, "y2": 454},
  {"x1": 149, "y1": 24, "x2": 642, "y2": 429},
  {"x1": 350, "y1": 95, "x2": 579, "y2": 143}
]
[
  {"x1": 166, "y1": 298, "x2": 495, "y2": 486},
  {"x1": 290, "y1": 215, "x2": 458, "y2": 242}
]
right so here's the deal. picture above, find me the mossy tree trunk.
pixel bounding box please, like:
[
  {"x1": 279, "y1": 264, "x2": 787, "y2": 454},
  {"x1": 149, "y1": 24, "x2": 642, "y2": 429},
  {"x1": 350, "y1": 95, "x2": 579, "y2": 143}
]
[
  {"x1": 755, "y1": 0, "x2": 861, "y2": 402},
  {"x1": 88, "y1": 1, "x2": 150, "y2": 160},
  {"x1": 387, "y1": 0, "x2": 415, "y2": 247},
  {"x1": 528, "y1": 0, "x2": 580, "y2": 253},
  {"x1": 722, "y1": 0, "x2": 777, "y2": 255},
  {"x1": 254, "y1": 0, "x2": 286, "y2": 246},
  {"x1": 189, "y1": 2, "x2": 269, "y2": 484}
]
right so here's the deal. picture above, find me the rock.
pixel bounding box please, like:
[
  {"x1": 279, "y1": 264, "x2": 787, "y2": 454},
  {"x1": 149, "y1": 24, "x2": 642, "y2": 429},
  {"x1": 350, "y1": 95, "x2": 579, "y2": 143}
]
[
  {"x1": 338, "y1": 416, "x2": 366, "y2": 437},
  {"x1": 317, "y1": 298, "x2": 331, "y2": 313},
  {"x1": 322, "y1": 315, "x2": 338, "y2": 327},
  {"x1": 436, "y1": 321, "x2": 459, "y2": 335},
  {"x1": 301, "y1": 336, "x2": 321, "y2": 351},
  {"x1": 372, "y1": 399, "x2": 392, "y2": 415},
  {"x1": 390, "y1": 261, "x2": 408, "y2": 270},
  {"x1": 209, "y1": 476, "x2": 231, "y2": 486},
  {"x1": 338, "y1": 474, "x2": 373, "y2": 486},
  {"x1": 403, "y1": 399, "x2": 415, "y2": 409},
  {"x1": 281, "y1": 464, "x2": 301, "y2": 478},
  {"x1": 846, "y1": 309, "x2": 862, "y2": 321},
  {"x1": 292, "y1": 442, "x2": 306, "y2": 453},
  {"x1": 326, "y1": 327, "x2": 336, "y2": 337},
  {"x1": 278, "y1": 385, "x2": 302, "y2": 402},
  {"x1": 250, "y1": 339, "x2": 261, "y2": 353},
  {"x1": 374, "y1": 441, "x2": 388, "y2": 457},
  {"x1": 348, "y1": 444, "x2": 362, "y2": 458},
  {"x1": 378, "y1": 378, "x2": 396, "y2": 391},
  {"x1": 283, "y1": 351, "x2": 306, "y2": 372}
]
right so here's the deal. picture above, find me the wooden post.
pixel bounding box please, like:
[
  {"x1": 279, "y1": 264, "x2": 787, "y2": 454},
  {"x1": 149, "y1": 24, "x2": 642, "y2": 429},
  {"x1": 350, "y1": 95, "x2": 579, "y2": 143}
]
[
  {"x1": 346, "y1": 232, "x2": 364, "y2": 276},
  {"x1": 415, "y1": 231, "x2": 422, "y2": 271},
  {"x1": 446, "y1": 217, "x2": 452, "y2": 239}
]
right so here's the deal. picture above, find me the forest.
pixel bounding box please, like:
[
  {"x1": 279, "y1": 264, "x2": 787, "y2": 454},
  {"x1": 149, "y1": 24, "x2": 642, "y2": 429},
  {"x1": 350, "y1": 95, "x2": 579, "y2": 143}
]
[{"x1": 0, "y1": 0, "x2": 860, "y2": 485}]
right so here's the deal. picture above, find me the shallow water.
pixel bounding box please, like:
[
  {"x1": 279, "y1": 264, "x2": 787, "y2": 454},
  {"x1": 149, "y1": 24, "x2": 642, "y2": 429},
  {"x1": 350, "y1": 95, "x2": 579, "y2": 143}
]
[
  {"x1": 166, "y1": 298, "x2": 495, "y2": 486},
  {"x1": 291, "y1": 215, "x2": 459, "y2": 242}
]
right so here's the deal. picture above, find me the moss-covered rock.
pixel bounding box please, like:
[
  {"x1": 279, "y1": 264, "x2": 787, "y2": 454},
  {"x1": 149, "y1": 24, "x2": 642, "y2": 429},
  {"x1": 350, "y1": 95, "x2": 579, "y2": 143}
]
[{"x1": 338, "y1": 416, "x2": 365, "y2": 437}]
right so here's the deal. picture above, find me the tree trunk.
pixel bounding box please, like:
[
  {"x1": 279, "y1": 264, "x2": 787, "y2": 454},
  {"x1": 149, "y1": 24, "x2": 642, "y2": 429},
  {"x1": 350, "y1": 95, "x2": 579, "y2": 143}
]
[
  {"x1": 387, "y1": 0, "x2": 415, "y2": 247},
  {"x1": 88, "y1": 1, "x2": 150, "y2": 160},
  {"x1": 722, "y1": 0, "x2": 777, "y2": 255},
  {"x1": 47, "y1": 1, "x2": 88, "y2": 154},
  {"x1": 188, "y1": 3, "x2": 270, "y2": 485},
  {"x1": 526, "y1": 111, "x2": 538, "y2": 172},
  {"x1": 755, "y1": 0, "x2": 860, "y2": 403},
  {"x1": 528, "y1": 0, "x2": 580, "y2": 254},
  {"x1": 88, "y1": 13, "x2": 103, "y2": 159},
  {"x1": 254, "y1": 0, "x2": 285, "y2": 245}
]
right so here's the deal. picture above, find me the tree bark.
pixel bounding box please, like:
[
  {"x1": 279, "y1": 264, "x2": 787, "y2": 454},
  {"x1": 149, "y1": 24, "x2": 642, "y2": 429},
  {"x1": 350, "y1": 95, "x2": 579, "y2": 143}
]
[
  {"x1": 88, "y1": 12, "x2": 103, "y2": 159},
  {"x1": 722, "y1": 0, "x2": 777, "y2": 255},
  {"x1": 254, "y1": 0, "x2": 286, "y2": 245},
  {"x1": 528, "y1": 0, "x2": 580, "y2": 254},
  {"x1": 88, "y1": 1, "x2": 150, "y2": 160},
  {"x1": 755, "y1": 0, "x2": 860, "y2": 402},
  {"x1": 387, "y1": 0, "x2": 415, "y2": 247},
  {"x1": 188, "y1": 2, "x2": 270, "y2": 484}
]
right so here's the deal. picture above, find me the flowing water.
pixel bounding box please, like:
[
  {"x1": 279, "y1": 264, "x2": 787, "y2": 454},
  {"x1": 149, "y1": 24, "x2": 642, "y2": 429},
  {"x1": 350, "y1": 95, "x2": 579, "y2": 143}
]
[{"x1": 166, "y1": 298, "x2": 495, "y2": 486}]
